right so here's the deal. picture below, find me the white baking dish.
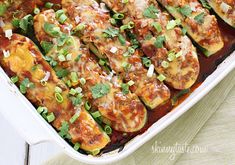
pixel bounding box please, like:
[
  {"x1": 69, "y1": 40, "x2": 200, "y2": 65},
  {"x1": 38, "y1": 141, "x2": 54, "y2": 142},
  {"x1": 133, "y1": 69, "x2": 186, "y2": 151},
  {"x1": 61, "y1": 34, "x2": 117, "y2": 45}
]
[{"x1": 0, "y1": 50, "x2": 234, "y2": 164}]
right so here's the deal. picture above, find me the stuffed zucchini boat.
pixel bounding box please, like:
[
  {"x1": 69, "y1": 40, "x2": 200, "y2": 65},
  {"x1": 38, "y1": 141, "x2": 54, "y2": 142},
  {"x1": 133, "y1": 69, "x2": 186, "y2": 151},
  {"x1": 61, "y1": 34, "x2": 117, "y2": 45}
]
[
  {"x1": 33, "y1": 9, "x2": 147, "y2": 132},
  {"x1": 0, "y1": 34, "x2": 110, "y2": 154},
  {"x1": 102, "y1": 0, "x2": 200, "y2": 90},
  {"x1": 61, "y1": 0, "x2": 171, "y2": 109},
  {"x1": 155, "y1": 0, "x2": 224, "y2": 56},
  {"x1": 207, "y1": 0, "x2": 235, "y2": 27}
]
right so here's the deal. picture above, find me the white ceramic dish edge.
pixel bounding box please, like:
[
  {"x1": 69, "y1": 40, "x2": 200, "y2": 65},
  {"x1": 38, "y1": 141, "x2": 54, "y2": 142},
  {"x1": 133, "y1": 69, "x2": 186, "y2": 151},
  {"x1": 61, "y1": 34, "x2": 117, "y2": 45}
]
[{"x1": 0, "y1": 51, "x2": 234, "y2": 165}]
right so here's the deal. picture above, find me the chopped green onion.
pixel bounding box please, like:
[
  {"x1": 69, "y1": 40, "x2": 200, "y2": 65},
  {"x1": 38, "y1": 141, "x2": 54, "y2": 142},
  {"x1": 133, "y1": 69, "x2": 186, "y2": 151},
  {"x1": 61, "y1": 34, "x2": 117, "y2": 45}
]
[
  {"x1": 55, "y1": 92, "x2": 64, "y2": 103},
  {"x1": 85, "y1": 101, "x2": 91, "y2": 111},
  {"x1": 46, "y1": 112, "x2": 55, "y2": 123},
  {"x1": 69, "y1": 88, "x2": 77, "y2": 95},
  {"x1": 20, "y1": 78, "x2": 35, "y2": 94},
  {"x1": 142, "y1": 57, "x2": 152, "y2": 67},
  {"x1": 157, "y1": 74, "x2": 166, "y2": 82},
  {"x1": 80, "y1": 78, "x2": 86, "y2": 85},
  {"x1": 99, "y1": 58, "x2": 106, "y2": 66},
  {"x1": 175, "y1": 51, "x2": 183, "y2": 58},
  {"x1": 56, "y1": 69, "x2": 69, "y2": 78},
  {"x1": 127, "y1": 21, "x2": 135, "y2": 29},
  {"x1": 103, "y1": 27, "x2": 119, "y2": 38},
  {"x1": 66, "y1": 80, "x2": 72, "y2": 87},
  {"x1": 55, "y1": 86, "x2": 62, "y2": 93},
  {"x1": 110, "y1": 18, "x2": 117, "y2": 25},
  {"x1": 167, "y1": 52, "x2": 176, "y2": 62},
  {"x1": 128, "y1": 47, "x2": 135, "y2": 54},
  {"x1": 44, "y1": 22, "x2": 61, "y2": 37},
  {"x1": 75, "y1": 54, "x2": 82, "y2": 62},
  {"x1": 91, "y1": 111, "x2": 101, "y2": 118},
  {"x1": 179, "y1": 5, "x2": 192, "y2": 17},
  {"x1": 70, "y1": 72, "x2": 78, "y2": 83},
  {"x1": 166, "y1": 20, "x2": 177, "y2": 30},
  {"x1": 154, "y1": 35, "x2": 166, "y2": 48},
  {"x1": 122, "y1": 62, "x2": 132, "y2": 70},
  {"x1": 161, "y1": 61, "x2": 169, "y2": 68},
  {"x1": 11, "y1": 76, "x2": 19, "y2": 84},
  {"x1": 104, "y1": 125, "x2": 112, "y2": 134},
  {"x1": 70, "y1": 113, "x2": 80, "y2": 124},
  {"x1": 74, "y1": 23, "x2": 86, "y2": 32},
  {"x1": 127, "y1": 80, "x2": 135, "y2": 86},
  {"x1": 74, "y1": 143, "x2": 81, "y2": 151},
  {"x1": 45, "y1": 2, "x2": 54, "y2": 9},
  {"x1": 152, "y1": 22, "x2": 162, "y2": 33},
  {"x1": 118, "y1": 34, "x2": 126, "y2": 45},
  {"x1": 34, "y1": 8, "x2": 40, "y2": 15},
  {"x1": 37, "y1": 106, "x2": 47, "y2": 114},
  {"x1": 58, "y1": 14, "x2": 67, "y2": 24},
  {"x1": 121, "y1": 83, "x2": 129, "y2": 95},
  {"x1": 55, "y1": 9, "x2": 64, "y2": 18},
  {"x1": 71, "y1": 94, "x2": 83, "y2": 106},
  {"x1": 90, "y1": 149, "x2": 100, "y2": 155},
  {"x1": 122, "y1": 0, "x2": 129, "y2": 3},
  {"x1": 113, "y1": 13, "x2": 124, "y2": 20},
  {"x1": 120, "y1": 24, "x2": 128, "y2": 32},
  {"x1": 171, "y1": 89, "x2": 190, "y2": 105},
  {"x1": 58, "y1": 54, "x2": 66, "y2": 62}
]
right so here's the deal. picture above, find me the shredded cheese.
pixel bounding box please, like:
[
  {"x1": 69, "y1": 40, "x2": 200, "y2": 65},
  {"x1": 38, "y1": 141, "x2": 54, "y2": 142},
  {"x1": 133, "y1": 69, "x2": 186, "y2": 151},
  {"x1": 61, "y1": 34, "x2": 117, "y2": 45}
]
[
  {"x1": 40, "y1": 71, "x2": 51, "y2": 83},
  {"x1": 3, "y1": 50, "x2": 10, "y2": 58},
  {"x1": 5, "y1": 29, "x2": 13, "y2": 40},
  {"x1": 147, "y1": 64, "x2": 154, "y2": 77},
  {"x1": 110, "y1": 47, "x2": 118, "y2": 53}
]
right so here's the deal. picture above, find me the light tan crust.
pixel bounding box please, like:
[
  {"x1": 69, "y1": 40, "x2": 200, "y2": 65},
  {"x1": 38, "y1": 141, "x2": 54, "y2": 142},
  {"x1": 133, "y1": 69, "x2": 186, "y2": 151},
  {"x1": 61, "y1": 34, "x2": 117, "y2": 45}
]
[
  {"x1": 33, "y1": 10, "x2": 147, "y2": 132},
  {"x1": 61, "y1": 0, "x2": 171, "y2": 109},
  {"x1": 0, "y1": 34, "x2": 110, "y2": 152},
  {"x1": 102, "y1": 0, "x2": 200, "y2": 90}
]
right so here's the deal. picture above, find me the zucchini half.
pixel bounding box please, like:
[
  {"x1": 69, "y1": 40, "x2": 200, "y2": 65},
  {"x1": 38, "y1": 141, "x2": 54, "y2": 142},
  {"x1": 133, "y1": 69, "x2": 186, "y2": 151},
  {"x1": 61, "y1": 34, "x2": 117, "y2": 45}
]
[
  {"x1": 34, "y1": 9, "x2": 148, "y2": 132},
  {"x1": 158, "y1": 1, "x2": 224, "y2": 56},
  {"x1": 207, "y1": 0, "x2": 235, "y2": 28},
  {"x1": 0, "y1": 34, "x2": 110, "y2": 153}
]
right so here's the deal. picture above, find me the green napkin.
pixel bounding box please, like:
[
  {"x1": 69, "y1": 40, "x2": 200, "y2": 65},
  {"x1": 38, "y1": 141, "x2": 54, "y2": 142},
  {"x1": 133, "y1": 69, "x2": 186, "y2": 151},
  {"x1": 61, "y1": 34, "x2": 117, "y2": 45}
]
[{"x1": 45, "y1": 69, "x2": 235, "y2": 165}]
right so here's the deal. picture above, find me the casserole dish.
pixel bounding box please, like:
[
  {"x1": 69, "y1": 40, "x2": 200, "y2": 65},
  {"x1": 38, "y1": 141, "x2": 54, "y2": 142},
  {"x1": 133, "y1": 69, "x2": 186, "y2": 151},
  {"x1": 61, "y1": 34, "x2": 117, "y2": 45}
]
[
  {"x1": 0, "y1": 0, "x2": 234, "y2": 164},
  {"x1": 0, "y1": 51, "x2": 234, "y2": 165}
]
